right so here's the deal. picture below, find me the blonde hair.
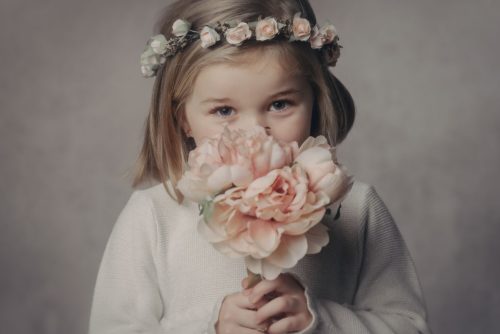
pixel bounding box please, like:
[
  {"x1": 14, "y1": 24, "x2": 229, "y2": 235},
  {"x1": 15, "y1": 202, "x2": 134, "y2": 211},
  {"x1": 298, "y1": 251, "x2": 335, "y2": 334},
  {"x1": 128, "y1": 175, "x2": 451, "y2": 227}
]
[{"x1": 131, "y1": 0, "x2": 355, "y2": 203}]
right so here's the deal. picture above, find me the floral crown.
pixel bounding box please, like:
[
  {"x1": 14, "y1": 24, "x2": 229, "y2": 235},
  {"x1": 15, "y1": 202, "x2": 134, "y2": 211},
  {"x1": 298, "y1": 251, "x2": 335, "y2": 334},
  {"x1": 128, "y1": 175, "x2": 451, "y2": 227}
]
[{"x1": 140, "y1": 12, "x2": 342, "y2": 78}]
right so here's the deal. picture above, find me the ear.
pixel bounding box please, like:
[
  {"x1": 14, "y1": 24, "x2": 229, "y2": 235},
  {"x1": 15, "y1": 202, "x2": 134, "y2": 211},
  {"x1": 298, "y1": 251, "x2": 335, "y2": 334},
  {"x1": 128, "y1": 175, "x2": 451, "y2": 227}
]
[
  {"x1": 178, "y1": 110, "x2": 192, "y2": 137},
  {"x1": 181, "y1": 122, "x2": 191, "y2": 137}
]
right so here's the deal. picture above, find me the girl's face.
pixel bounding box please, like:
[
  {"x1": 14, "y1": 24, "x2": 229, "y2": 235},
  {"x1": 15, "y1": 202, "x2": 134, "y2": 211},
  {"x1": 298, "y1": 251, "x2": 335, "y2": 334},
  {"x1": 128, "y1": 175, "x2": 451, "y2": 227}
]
[{"x1": 182, "y1": 50, "x2": 314, "y2": 147}]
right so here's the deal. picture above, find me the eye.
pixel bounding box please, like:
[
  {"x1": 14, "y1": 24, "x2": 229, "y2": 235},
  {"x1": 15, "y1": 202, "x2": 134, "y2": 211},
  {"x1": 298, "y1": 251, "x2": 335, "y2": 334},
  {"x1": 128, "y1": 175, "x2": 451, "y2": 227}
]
[
  {"x1": 210, "y1": 105, "x2": 235, "y2": 118},
  {"x1": 270, "y1": 99, "x2": 292, "y2": 112}
]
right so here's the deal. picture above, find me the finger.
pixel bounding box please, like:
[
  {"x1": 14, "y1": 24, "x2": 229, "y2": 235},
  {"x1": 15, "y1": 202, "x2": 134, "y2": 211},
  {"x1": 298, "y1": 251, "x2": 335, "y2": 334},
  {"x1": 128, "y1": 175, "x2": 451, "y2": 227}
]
[
  {"x1": 267, "y1": 314, "x2": 308, "y2": 334},
  {"x1": 220, "y1": 295, "x2": 268, "y2": 329},
  {"x1": 250, "y1": 274, "x2": 305, "y2": 305},
  {"x1": 222, "y1": 324, "x2": 269, "y2": 334},
  {"x1": 234, "y1": 308, "x2": 269, "y2": 330},
  {"x1": 242, "y1": 276, "x2": 249, "y2": 289},
  {"x1": 248, "y1": 279, "x2": 284, "y2": 305},
  {"x1": 233, "y1": 291, "x2": 268, "y2": 310},
  {"x1": 251, "y1": 297, "x2": 269, "y2": 310},
  {"x1": 255, "y1": 295, "x2": 300, "y2": 325}
]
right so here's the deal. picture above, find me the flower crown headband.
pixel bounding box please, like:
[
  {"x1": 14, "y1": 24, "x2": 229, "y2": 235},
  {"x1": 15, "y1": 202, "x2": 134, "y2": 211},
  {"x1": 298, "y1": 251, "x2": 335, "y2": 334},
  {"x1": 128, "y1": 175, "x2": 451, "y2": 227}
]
[{"x1": 140, "y1": 12, "x2": 342, "y2": 78}]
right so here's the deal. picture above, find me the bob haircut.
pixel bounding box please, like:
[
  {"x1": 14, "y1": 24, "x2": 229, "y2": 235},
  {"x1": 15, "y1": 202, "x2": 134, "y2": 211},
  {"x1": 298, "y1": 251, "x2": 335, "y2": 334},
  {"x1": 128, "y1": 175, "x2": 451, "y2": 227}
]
[{"x1": 132, "y1": 0, "x2": 355, "y2": 204}]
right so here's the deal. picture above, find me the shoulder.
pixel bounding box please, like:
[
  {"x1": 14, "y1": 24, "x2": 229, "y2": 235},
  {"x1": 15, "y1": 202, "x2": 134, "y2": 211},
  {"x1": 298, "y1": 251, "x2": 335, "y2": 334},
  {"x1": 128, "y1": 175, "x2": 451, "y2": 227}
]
[
  {"x1": 129, "y1": 183, "x2": 186, "y2": 210},
  {"x1": 127, "y1": 181, "x2": 198, "y2": 222},
  {"x1": 341, "y1": 179, "x2": 383, "y2": 215},
  {"x1": 339, "y1": 178, "x2": 393, "y2": 229}
]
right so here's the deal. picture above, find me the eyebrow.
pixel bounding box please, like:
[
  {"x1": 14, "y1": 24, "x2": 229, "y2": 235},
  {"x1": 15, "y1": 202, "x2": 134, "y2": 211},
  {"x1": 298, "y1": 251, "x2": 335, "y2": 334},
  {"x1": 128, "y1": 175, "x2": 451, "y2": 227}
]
[{"x1": 201, "y1": 88, "x2": 301, "y2": 104}]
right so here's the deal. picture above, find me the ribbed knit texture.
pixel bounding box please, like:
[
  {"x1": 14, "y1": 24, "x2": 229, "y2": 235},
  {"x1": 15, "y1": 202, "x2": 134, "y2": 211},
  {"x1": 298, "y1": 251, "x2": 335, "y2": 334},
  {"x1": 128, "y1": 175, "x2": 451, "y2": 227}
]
[{"x1": 88, "y1": 180, "x2": 432, "y2": 334}]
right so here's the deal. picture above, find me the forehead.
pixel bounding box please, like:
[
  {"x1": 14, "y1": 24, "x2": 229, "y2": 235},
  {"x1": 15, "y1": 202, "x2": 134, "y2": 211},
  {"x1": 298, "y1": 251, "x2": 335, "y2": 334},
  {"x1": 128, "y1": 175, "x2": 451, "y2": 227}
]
[{"x1": 192, "y1": 48, "x2": 304, "y2": 98}]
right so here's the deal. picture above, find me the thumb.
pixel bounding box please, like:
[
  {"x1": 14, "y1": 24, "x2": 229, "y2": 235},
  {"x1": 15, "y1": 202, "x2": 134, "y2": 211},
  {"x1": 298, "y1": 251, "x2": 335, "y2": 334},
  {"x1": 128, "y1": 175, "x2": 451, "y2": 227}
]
[{"x1": 241, "y1": 277, "x2": 249, "y2": 289}]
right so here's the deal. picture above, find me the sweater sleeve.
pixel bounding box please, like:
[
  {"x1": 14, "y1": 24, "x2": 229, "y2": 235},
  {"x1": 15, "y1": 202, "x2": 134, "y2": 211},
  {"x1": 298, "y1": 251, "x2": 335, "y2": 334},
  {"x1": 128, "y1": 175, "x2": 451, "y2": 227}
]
[
  {"x1": 88, "y1": 191, "x2": 167, "y2": 334},
  {"x1": 292, "y1": 185, "x2": 432, "y2": 334},
  {"x1": 88, "y1": 190, "x2": 226, "y2": 334}
]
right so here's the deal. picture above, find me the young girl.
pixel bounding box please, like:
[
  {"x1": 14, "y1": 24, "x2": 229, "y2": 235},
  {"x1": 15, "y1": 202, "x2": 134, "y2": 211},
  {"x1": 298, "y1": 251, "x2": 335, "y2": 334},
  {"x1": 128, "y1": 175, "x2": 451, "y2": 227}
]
[{"x1": 89, "y1": 1, "x2": 431, "y2": 333}]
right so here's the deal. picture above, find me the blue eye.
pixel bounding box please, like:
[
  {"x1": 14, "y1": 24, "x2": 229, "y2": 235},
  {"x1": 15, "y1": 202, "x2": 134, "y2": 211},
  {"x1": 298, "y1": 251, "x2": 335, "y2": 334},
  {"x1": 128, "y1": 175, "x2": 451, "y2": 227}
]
[
  {"x1": 270, "y1": 100, "x2": 292, "y2": 112},
  {"x1": 211, "y1": 106, "x2": 235, "y2": 118}
]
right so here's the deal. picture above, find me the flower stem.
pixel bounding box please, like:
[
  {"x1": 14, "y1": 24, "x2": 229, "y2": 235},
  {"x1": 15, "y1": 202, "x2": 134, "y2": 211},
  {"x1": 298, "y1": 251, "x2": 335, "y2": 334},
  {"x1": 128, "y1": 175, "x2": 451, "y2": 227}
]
[{"x1": 246, "y1": 268, "x2": 263, "y2": 288}]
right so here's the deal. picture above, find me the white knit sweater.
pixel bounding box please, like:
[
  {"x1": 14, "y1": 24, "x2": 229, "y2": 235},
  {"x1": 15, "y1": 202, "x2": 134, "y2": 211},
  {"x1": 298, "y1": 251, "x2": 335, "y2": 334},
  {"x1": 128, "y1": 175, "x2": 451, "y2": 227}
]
[{"x1": 88, "y1": 180, "x2": 431, "y2": 333}]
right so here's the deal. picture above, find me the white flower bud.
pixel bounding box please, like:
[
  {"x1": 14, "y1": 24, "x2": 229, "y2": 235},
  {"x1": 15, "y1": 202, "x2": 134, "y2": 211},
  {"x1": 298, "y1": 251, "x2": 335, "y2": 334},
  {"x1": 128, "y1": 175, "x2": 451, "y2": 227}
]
[
  {"x1": 199, "y1": 26, "x2": 220, "y2": 48},
  {"x1": 172, "y1": 19, "x2": 191, "y2": 37},
  {"x1": 149, "y1": 34, "x2": 168, "y2": 54}
]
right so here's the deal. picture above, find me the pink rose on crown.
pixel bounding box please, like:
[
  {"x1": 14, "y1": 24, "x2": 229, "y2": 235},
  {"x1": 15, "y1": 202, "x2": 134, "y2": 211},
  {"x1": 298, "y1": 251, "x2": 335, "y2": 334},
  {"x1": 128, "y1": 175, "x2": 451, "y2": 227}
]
[
  {"x1": 319, "y1": 23, "x2": 338, "y2": 44},
  {"x1": 310, "y1": 23, "x2": 338, "y2": 49},
  {"x1": 309, "y1": 26, "x2": 324, "y2": 49},
  {"x1": 255, "y1": 17, "x2": 279, "y2": 41},
  {"x1": 225, "y1": 22, "x2": 252, "y2": 45},
  {"x1": 291, "y1": 12, "x2": 312, "y2": 41},
  {"x1": 200, "y1": 26, "x2": 220, "y2": 48}
]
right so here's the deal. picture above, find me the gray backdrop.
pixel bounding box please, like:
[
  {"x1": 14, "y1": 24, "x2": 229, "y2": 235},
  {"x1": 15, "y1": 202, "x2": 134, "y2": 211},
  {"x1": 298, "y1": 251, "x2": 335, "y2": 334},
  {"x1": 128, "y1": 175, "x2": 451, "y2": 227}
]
[{"x1": 1, "y1": 0, "x2": 499, "y2": 333}]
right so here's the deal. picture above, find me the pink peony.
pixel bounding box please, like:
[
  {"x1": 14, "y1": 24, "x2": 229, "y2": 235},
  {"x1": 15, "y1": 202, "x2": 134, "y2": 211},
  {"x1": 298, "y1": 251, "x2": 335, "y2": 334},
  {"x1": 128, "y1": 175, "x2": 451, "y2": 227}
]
[
  {"x1": 198, "y1": 166, "x2": 332, "y2": 279},
  {"x1": 177, "y1": 125, "x2": 298, "y2": 202},
  {"x1": 186, "y1": 127, "x2": 354, "y2": 280}
]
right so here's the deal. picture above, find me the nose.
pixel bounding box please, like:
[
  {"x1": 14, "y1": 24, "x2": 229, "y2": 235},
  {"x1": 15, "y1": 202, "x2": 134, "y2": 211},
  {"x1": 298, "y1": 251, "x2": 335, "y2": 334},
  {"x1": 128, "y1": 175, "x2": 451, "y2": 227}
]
[{"x1": 240, "y1": 111, "x2": 270, "y2": 134}]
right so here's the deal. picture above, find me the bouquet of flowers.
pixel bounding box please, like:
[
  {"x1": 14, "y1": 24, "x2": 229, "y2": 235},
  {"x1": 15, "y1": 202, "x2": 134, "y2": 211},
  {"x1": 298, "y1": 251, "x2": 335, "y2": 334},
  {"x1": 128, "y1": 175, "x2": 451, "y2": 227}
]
[{"x1": 177, "y1": 125, "x2": 353, "y2": 288}]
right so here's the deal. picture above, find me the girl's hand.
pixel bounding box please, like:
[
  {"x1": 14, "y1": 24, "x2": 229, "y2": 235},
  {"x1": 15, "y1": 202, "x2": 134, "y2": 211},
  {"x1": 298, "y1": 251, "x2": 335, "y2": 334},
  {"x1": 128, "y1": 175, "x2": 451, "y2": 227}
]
[
  {"x1": 241, "y1": 273, "x2": 313, "y2": 334},
  {"x1": 216, "y1": 289, "x2": 273, "y2": 334}
]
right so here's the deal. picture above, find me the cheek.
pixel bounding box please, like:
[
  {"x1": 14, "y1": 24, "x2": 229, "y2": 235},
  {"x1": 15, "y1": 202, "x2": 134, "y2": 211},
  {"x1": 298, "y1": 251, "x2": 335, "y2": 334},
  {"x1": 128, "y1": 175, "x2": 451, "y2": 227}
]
[
  {"x1": 271, "y1": 114, "x2": 311, "y2": 146},
  {"x1": 271, "y1": 123, "x2": 309, "y2": 146},
  {"x1": 190, "y1": 124, "x2": 221, "y2": 146},
  {"x1": 184, "y1": 108, "x2": 221, "y2": 145}
]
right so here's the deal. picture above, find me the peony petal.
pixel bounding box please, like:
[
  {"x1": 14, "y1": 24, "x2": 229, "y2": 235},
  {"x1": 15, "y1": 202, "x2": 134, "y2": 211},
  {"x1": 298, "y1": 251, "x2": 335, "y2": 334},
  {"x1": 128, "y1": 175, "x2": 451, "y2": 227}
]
[
  {"x1": 261, "y1": 259, "x2": 283, "y2": 280},
  {"x1": 213, "y1": 240, "x2": 247, "y2": 258},
  {"x1": 314, "y1": 165, "x2": 354, "y2": 202},
  {"x1": 295, "y1": 146, "x2": 331, "y2": 167},
  {"x1": 244, "y1": 170, "x2": 278, "y2": 198},
  {"x1": 252, "y1": 144, "x2": 271, "y2": 177},
  {"x1": 297, "y1": 135, "x2": 328, "y2": 154},
  {"x1": 288, "y1": 182, "x2": 308, "y2": 211},
  {"x1": 230, "y1": 164, "x2": 253, "y2": 187},
  {"x1": 269, "y1": 142, "x2": 287, "y2": 170},
  {"x1": 304, "y1": 223, "x2": 330, "y2": 254},
  {"x1": 280, "y1": 208, "x2": 326, "y2": 235},
  {"x1": 205, "y1": 201, "x2": 232, "y2": 227},
  {"x1": 266, "y1": 234, "x2": 308, "y2": 269},
  {"x1": 207, "y1": 165, "x2": 233, "y2": 193},
  {"x1": 227, "y1": 231, "x2": 255, "y2": 255},
  {"x1": 248, "y1": 219, "x2": 281, "y2": 255},
  {"x1": 308, "y1": 160, "x2": 336, "y2": 187},
  {"x1": 295, "y1": 147, "x2": 335, "y2": 188},
  {"x1": 224, "y1": 209, "x2": 247, "y2": 237},
  {"x1": 245, "y1": 256, "x2": 263, "y2": 275},
  {"x1": 177, "y1": 175, "x2": 213, "y2": 202}
]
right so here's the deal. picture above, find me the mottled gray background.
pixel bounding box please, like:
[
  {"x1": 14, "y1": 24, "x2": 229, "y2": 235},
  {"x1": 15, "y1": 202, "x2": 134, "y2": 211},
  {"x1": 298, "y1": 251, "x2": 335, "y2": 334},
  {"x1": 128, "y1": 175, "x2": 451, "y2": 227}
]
[{"x1": 1, "y1": 0, "x2": 499, "y2": 333}]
